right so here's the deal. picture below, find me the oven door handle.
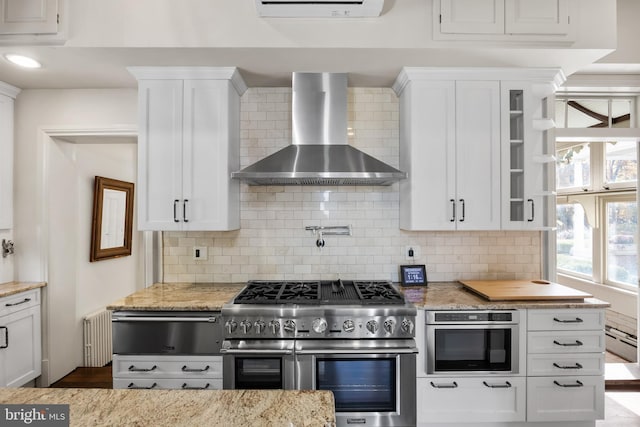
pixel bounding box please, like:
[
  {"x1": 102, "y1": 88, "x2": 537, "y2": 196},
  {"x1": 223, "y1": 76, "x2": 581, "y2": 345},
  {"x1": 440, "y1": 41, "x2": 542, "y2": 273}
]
[
  {"x1": 295, "y1": 348, "x2": 418, "y2": 355},
  {"x1": 112, "y1": 317, "x2": 218, "y2": 323},
  {"x1": 219, "y1": 348, "x2": 294, "y2": 355}
]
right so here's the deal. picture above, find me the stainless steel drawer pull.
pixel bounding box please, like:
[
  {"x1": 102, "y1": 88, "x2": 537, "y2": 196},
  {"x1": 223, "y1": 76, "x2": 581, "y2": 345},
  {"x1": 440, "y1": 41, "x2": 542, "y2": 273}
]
[
  {"x1": 430, "y1": 381, "x2": 458, "y2": 389},
  {"x1": 182, "y1": 365, "x2": 210, "y2": 373},
  {"x1": 0, "y1": 326, "x2": 7, "y2": 349},
  {"x1": 127, "y1": 382, "x2": 157, "y2": 389},
  {"x1": 5, "y1": 298, "x2": 31, "y2": 307},
  {"x1": 553, "y1": 362, "x2": 583, "y2": 370},
  {"x1": 182, "y1": 383, "x2": 210, "y2": 390},
  {"x1": 553, "y1": 340, "x2": 583, "y2": 347},
  {"x1": 483, "y1": 381, "x2": 511, "y2": 389},
  {"x1": 553, "y1": 317, "x2": 583, "y2": 323},
  {"x1": 128, "y1": 365, "x2": 158, "y2": 372},
  {"x1": 554, "y1": 380, "x2": 584, "y2": 388}
]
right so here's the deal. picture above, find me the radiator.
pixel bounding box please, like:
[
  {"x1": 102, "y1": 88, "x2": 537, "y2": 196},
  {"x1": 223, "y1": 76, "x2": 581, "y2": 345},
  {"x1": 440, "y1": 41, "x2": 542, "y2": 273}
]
[{"x1": 83, "y1": 308, "x2": 113, "y2": 367}]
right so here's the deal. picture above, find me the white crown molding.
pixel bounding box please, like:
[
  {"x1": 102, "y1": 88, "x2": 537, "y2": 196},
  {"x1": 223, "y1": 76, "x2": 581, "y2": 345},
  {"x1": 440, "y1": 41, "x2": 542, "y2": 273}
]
[{"x1": 127, "y1": 66, "x2": 247, "y2": 95}]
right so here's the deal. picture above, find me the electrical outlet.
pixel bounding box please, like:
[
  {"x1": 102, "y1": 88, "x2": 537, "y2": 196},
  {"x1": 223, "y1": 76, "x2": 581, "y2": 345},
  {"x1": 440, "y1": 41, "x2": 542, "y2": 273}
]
[
  {"x1": 404, "y1": 245, "x2": 420, "y2": 261},
  {"x1": 193, "y1": 246, "x2": 208, "y2": 261}
]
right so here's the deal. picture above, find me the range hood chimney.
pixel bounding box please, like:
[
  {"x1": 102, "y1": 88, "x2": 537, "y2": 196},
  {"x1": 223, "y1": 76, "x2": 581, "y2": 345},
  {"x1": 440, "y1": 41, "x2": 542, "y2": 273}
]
[{"x1": 231, "y1": 72, "x2": 407, "y2": 186}]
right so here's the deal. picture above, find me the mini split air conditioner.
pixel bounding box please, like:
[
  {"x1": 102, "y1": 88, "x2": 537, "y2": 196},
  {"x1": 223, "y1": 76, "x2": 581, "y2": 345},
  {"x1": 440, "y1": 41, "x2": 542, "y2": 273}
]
[{"x1": 255, "y1": 0, "x2": 384, "y2": 17}]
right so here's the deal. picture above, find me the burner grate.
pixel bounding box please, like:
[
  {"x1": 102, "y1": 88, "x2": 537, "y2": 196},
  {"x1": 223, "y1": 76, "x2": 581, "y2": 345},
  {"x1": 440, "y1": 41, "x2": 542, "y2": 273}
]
[
  {"x1": 277, "y1": 281, "x2": 321, "y2": 302},
  {"x1": 354, "y1": 281, "x2": 404, "y2": 304}
]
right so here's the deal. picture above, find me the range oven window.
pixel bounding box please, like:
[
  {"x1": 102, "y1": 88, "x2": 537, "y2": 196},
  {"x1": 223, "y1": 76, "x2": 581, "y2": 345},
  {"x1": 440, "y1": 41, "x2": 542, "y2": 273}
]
[
  {"x1": 235, "y1": 358, "x2": 282, "y2": 389},
  {"x1": 316, "y1": 358, "x2": 396, "y2": 412},
  {"x1": 435, "y1": 328, "x2": 511, "y2": 371}
]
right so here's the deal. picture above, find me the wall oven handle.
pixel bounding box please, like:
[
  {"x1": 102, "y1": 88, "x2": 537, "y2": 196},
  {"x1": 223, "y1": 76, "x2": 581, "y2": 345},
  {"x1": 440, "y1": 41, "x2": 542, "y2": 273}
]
[
  {"x1": 182, "y1": 365, "x2": 209, "y2": 373},
  {"x1": 430, "y1": 381, "x2": 458, "y2": 389},
  {"x1": 128, "y1": 365, "x2": 157, "y2": 372},
  {"x1": 483, "y1": 381, "x2": 512, "y2": 389},
  {"x1": 295, "y1": 348, "x2": 418, "y2": 355},
  {"x1": 128, "y1": 382, "x2": 157, "y2": 389},
  {"x1": 112, "y1": 317, "x2": 217, "y2": 323},
  {"x1": 219, "y1": 348, "x2": 294, "y2": 355},
  {"x1": 553, "y1": 340, "x2": 583, "y2": 347},
  {"x1": 553, "y1": 317, "x2": 583, "y2": 323},
  {"x1": 553, "y1": 362, "x2": 583, "y2": 370},
  {"x1": 182, "y1": 383, "x2": 210, "y2": 390},
  {"x1": 554, "y1": 380, "x2": 584, "y2": 388}
]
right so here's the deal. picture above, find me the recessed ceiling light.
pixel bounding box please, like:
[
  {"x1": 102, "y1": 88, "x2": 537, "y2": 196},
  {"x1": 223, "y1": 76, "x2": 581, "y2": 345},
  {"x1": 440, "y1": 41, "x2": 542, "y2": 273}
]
[{"x1": 4, "y1": 54, "x2": 41, "y2": 69}]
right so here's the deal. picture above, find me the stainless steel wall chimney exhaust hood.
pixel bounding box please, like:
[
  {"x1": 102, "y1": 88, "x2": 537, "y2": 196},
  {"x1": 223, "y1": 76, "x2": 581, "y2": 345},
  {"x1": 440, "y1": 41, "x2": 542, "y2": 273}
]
[{"x1": 231, "y1": 72, "x2": 407, "y2": 186}]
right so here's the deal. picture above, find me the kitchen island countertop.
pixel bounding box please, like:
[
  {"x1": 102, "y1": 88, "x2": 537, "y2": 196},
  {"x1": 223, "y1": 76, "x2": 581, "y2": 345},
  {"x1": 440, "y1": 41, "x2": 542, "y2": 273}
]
[
  {"x1": 106, "y1": 282, "x2": 245, "y2": 311},
  {"x1": 0, "y1": 388, "x2": 336, "y2": 427},
  {"x1": 0, "y1": 281, "x2": 46, "y2": 298},
  {"x1": 402, "y1": 282, "x2": 610, "y2": 309}
]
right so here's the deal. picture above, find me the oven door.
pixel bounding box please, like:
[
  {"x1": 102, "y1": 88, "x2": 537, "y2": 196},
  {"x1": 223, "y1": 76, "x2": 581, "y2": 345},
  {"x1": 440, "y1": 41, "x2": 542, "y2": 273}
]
[
  {"x1": 426, "y1": 324, "x2": 519, "y2": 375},
  {"x1": 221, "y1": 340, "x2": 295, "y2": 390},
  {"x1": 296, "y1": 339, "x2": 417, "y2": 427}
]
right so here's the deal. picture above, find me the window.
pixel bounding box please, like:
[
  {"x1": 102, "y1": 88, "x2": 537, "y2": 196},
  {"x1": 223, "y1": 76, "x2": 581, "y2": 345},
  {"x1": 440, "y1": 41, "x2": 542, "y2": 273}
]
[
  {"x1": 556, "y1": 202, "x2": 593, "y2": 277},
  {"x1": 555, "y1": 97, "x2": 633, "y2": 129},
  {"x1": 606, "y1": 197, "x2": 638, "y2": 287}
]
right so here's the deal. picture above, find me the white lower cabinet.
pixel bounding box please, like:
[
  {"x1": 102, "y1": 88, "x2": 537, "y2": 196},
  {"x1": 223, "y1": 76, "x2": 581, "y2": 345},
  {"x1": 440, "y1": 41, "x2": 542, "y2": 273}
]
[
  {"x1": 112, "y1": 354, "x2": 222, "y2": 390},
  {"x1": 527, "y1": 376, "x2": 604, "y2": 422},
  {"x1": 417, "y1": 376, "x2": 526, "y2": 423}
]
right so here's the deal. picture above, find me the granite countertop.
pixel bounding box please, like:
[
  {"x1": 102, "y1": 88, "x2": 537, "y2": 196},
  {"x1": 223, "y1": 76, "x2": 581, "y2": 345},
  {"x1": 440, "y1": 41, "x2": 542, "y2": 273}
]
[
  {"x1": 402, "y1": 282, "x2": 610, "y2": 309},
  {"x1": 0, "y1": 388, "x2": 336, "y2": 427},
  {"x1": 107, "y1": 282, "x2": 245, "y2": 311},
  {"x1": 0, "y1": 281, "x2": 47, "y2": 298}
]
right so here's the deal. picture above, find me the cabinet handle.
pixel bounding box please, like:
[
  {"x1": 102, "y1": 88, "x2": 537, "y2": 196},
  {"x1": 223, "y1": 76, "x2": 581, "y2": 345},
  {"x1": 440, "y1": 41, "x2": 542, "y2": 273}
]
[
  {"x1": 173, "y1": 200, "x2": 180, "y2": 223},
  {"x1": 182, "y1": 383, "x2": 210, "y2": 390},
  {"x1": 459, "y1": 199, "x2": 465, "y2": 222},
  {"x1": 450, "y1": 199, "x2": 456, "y2": 222},
  {"x1": 5, "y1": 298, "x2": 31, "y2": 307},
  {"x1": 127, "y1": 382, "x2": 157, "y2": 389},
  {"x1": 553, "y1": 340, "x2": 583, "y2": 347},
  {"x1": 553, "y1": 380, "x2": 584, "y2": 388},
  {"x1": 128, "y1": 365, "x2": 157, "y2": 372},
  {"x1": 0, "y1": 326, "x2": 7, "y2": 349},
  {"x1": 483, "y1": 381, "x2": 511, "y2": 389},
  {"x1": 527, "y1": 199, "x2": 535, "y2": 222},
  {"x1": 183, "y1": 199, "x2": 189, "y2": 223},
  {"x1": 553, "y1": 362, "x2": 583, "y2": 370},
  {"x1": 182, "y1": 365, "x2": 209, "y2": 373},
  {"x1": 430, "y1": 381, "x2": 458, "y2": 389},
  {"x1": 553, "y1": 317, "x2": 583, "y2": 323}
]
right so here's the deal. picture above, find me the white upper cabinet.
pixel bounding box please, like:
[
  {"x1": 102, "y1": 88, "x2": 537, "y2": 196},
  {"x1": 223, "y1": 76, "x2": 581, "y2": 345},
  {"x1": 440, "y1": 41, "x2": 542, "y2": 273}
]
[
  {"x1": 131, "y1": 67, "x2": 246, "y2": 231},
  {"x1": 0, "y1": 0, "x2": 58, "y2": 35},
  {"x1": 435, "y1": 0, "x2": 574, "y2": 41},
  {"x1": 0, "y1": 82, "x2": 20, "y2": 230}
]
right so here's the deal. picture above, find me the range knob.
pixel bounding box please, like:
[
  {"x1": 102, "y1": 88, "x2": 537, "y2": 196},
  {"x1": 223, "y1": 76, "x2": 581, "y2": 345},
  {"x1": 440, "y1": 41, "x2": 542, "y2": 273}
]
[
  {"x1": 401, "y1": 318, "x2": 415, "y2": 334},
  {"x1": 283, "y1": 320, "x2": 296, "y2": 334},
  {"x1": 254, "y1": 320, "x2": 266, "y2": 334},
  {"x1": 312, "y1": 318, "x2": 328, "y2": 334},
  {"x1": 383, "y1": 319, "x2": 395, "y2": 334},
  {"x1": 225, "y1": 320, "x2": 238, "y2": 334},
  {"x1": 366, "y1": 320, "x2": 379, "y2": 334},
  {"x1": 240, "y1": 320, "x2": 252, "y2": 334},
  {"x1": 343, "y1": 319, "x2": 355, "y2": 333},
  {"x1": 268, "y1": 320, "x2": 280, "y2": 335}
]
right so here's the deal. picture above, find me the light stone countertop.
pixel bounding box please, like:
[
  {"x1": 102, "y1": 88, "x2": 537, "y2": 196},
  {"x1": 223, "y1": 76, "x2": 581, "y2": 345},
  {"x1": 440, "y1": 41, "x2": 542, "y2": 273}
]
[
  {"x1": 402, "y1": 282, "x2": 610, "y2": 309},
  {"x1": 0, "y1": 388, "x2": 336, "y2": 427},
  {"x1": 0, "y1": 281, "x2": 46, "y2": 299},
  {"x1": 106, "y1": 282, "x2": 245, "y2": 311}
]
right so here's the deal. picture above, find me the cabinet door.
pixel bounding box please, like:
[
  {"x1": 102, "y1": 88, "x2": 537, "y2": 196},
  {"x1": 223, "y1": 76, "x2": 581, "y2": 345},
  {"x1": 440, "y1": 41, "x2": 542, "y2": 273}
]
[
  {"x1": 505, "y1": 0, "x2": 570, "y2": 35},
  {"x1": 182, "y1": 80, "x2": 239, "y2": 231},
  {"x1": 440, "y1": 0, "x2": 504, "y2": 34},
  {"x1": 455, "y1": 81, "x2": 501, "y2": 230},
  {"x1": 399, "y1": 81, "x2": 456, "y2": 231},
  {"x1": 0, "y1": 305, "x2": 41, "y2": 387},
  {"x1": 137, "y1": 80, "x2": 184, "y2": 231},
  {"x1": 0, "y1": 94, "x2": 12, "y2": 229},
  {"x1": 0, "y1": 0, "x2": 58, "y2": 35}
]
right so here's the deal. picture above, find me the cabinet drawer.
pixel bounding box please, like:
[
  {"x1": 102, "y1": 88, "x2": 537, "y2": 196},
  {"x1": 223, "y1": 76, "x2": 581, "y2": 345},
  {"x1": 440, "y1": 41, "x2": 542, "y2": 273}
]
[
  {"x1": 417, "y1": 376, "x2": 526, "y2": 423},
  {"x1": 113, "y1": 378, "x2": 222, "y2": 390},
  {"x1": 527, "y1": 376, "x2": 604, "y2": 422},
  {"x1": 527, "y1": 353, "x2": 604, "y2": 376},
  {"x1": 112, "y1": 355, "x2": 222, "y2": 379},
  {"x1": 0, "y1": 289, "x2": 40, "y2": 317},
  {"x1": 528, "y1": 309, "x2": 604, "y2": 331},
  {"x1": 528, "y1": 330, "x2": 605, "y2": 354}
]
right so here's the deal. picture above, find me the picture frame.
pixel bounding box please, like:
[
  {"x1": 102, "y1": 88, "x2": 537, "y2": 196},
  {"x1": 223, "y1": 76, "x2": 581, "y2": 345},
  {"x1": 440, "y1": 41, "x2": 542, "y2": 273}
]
[{"x1": 400, "y1": 264, "x2": 427, "y2": 287}]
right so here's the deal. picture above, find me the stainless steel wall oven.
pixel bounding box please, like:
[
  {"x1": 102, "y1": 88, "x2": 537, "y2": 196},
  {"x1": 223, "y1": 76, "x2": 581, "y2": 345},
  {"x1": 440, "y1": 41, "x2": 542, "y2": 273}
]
[{"x1": 426, "y1": 310, "x2": 520, "y2": 375}]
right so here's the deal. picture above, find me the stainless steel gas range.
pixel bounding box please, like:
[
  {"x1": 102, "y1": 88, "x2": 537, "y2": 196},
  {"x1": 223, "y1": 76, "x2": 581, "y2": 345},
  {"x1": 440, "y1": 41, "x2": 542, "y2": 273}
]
[{"x1": 221, "y1": 279, "x2": 417, "y2": 427}]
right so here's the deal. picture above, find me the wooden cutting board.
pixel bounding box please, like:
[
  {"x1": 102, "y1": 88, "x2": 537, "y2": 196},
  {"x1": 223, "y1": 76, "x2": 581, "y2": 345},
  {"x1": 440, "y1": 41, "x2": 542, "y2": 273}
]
[{"x1": 460, "y1": 280, "x2": 593, "y2": 301}]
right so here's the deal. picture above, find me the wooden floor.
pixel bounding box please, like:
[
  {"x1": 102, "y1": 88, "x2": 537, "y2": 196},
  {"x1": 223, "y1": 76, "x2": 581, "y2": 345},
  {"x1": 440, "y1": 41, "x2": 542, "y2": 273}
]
[{"x1": 50, "y1": 364, "x2": 113, "y2": 389}]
